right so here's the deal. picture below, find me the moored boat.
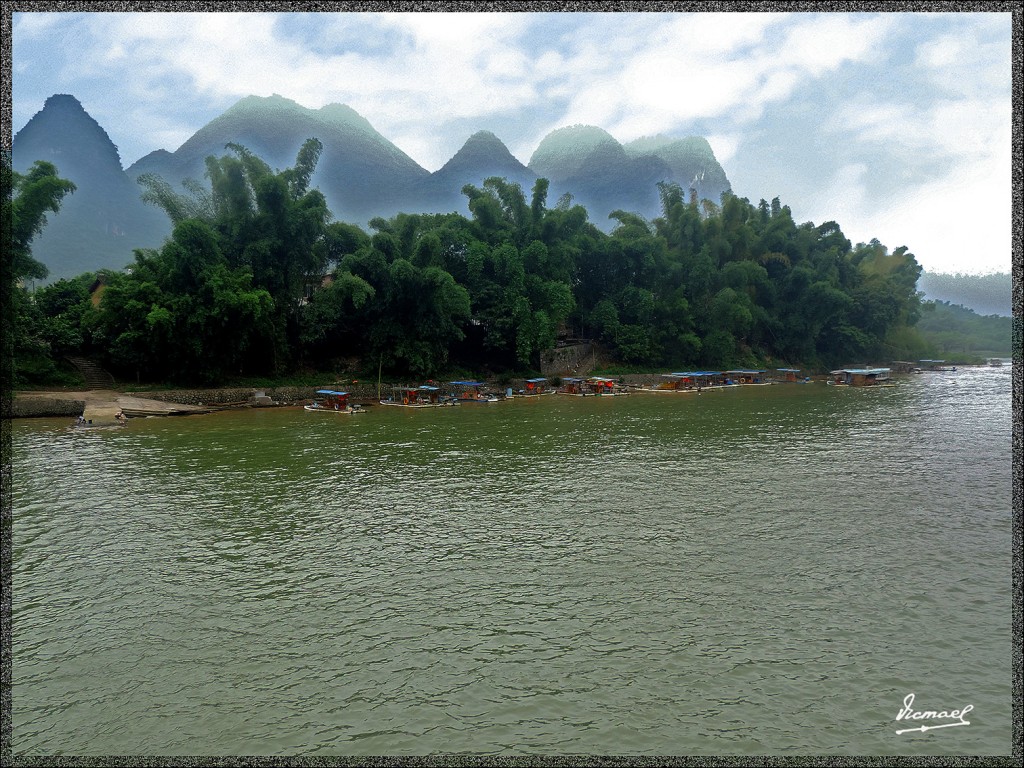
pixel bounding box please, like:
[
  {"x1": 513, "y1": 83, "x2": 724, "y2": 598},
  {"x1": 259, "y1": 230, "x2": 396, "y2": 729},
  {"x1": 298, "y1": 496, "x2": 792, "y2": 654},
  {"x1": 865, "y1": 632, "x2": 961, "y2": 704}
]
[
  {"x1": 919, "y1": 359, "x2": 957, "y2": 372},
  {"x1": 449, "y1": 381, "x2": 500, "y2": 403},
  {"x1": 635, "y1": 371, "x2": 731, "y2": 392},
  {"x1": 586, "y1": 376, "x2": 628, "y2": 395},
  {"x1": 517, "y1": 377, "x2": 555, "y2": 397},
  {"x1": 305, "y1": 390, "x2": 365, "y2": 413},
  {"x1": 726, "y1": 369, "x2": 772, "y2": 385},
  {"x1": 558, "y1": 376, "x2": 628, "y2": 396},
  {"x1": 774, "y1": 368, "x2": 811, "y2": 383},
  {"x1": 828, "y1": 368, "x2": 895, "y2": 387},
  {"x1": 380, "y1": 385, "x2": 457, "y2": 407}
]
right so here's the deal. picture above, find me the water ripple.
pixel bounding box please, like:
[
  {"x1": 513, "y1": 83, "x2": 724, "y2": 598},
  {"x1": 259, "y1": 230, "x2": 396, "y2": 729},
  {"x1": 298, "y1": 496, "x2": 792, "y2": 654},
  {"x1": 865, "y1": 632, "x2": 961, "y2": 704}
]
[{"x1": 11, "y1": 367, "x2": 1013, "y2": 755}]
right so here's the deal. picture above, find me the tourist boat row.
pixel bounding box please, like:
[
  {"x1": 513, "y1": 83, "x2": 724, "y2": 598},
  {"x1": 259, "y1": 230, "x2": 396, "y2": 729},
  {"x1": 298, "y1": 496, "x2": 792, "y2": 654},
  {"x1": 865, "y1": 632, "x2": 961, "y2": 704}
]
[
  {"x1": 375, "y1": 376, "x2": 617, "y2": 407},
  {"x1": 309, "y1": 365, "x2": 898, "y2": 413},
  {"x1": 632, "y1": 368, "x2": 811, "y2": 393}
]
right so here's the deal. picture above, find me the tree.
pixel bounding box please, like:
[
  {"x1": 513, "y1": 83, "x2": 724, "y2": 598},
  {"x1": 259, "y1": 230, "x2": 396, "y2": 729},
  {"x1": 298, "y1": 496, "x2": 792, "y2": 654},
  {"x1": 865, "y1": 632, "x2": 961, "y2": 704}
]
[
  {"x1": 89, "y1": 221, "x2": 276, "y2": 384},
  {"x1": 33, "y1": 276, "x2": 92, "y2": 359},
  {"x1": 370, "y1": 258, "x2": 471, "y2": 376},
  {"x1": 9, "y1": 160, "x2": 77, "y2": 282},
  {"x1": 138, "y1": 140, "x2": 334, "y2": 373},
  {"x1": 299, "y1": 270, "x2": 376, "y2": 367},
  {"x1": 5, "y1": 158, "x2": 77, "y2": 385}
]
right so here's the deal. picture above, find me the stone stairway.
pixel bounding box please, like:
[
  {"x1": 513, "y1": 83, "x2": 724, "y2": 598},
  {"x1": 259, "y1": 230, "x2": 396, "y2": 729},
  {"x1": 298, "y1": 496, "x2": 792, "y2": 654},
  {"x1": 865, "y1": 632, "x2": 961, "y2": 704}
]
[
  {"x1": 65, "y1": 356, "x2": 116, "y2": 389},
  {"x1": 541, "y1": 340, "x2": 602, "y2": 377}
]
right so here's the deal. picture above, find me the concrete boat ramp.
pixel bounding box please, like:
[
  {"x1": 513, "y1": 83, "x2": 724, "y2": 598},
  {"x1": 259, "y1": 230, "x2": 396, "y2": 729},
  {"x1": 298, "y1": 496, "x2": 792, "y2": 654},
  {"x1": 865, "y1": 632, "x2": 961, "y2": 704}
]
[{"x1": 13, "y1": 389, "x2": 214, "y2": 425}]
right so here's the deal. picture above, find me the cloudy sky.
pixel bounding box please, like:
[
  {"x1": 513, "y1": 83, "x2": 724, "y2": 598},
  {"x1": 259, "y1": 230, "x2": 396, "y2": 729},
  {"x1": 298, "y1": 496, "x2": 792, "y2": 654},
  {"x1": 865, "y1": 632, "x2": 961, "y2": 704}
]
[{"x1": 9, "y1": 7, "x2": 1014, "y2": 275}]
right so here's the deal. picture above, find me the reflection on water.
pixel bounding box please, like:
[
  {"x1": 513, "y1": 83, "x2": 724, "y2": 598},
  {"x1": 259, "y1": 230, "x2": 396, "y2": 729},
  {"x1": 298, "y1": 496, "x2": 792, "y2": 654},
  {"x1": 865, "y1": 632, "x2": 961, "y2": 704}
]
[{"x1": 11, "y1": 366, "x2": 1012, "y2": 755}]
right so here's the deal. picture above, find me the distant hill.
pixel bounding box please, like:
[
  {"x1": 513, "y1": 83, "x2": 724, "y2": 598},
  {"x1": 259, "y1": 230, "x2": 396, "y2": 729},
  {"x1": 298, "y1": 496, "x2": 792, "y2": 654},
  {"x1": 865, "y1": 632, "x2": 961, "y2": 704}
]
[
  {"x1": 11, "y1": 94, "x2": 172, "y2": 282},
  {"x1": 14, "y1": 93, "x2": 733, "y2": 282},
  {"x1": 917, "y1": 271, "x2": 1012, "y2": 317},
  {"x1": 528, "y1": 125, "x2": 731, "y2": 224},
  {"x1": 915, "y1": 300, "x2": 1012, "y2": 356},
  {"x1": 423, "y1": 130, "x2": 538, "y2": 210},
  {"x1": 623, "y1": 135, "x2": 732, "y2": 207},
  {"x1": 126, "y1": 93, "x2": 431, "y2": 223}
]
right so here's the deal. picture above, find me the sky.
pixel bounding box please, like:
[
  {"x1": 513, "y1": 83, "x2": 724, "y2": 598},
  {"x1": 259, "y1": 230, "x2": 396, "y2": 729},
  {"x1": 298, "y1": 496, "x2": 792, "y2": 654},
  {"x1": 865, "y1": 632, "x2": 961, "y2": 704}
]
[{"x1": 8, "y1": 7, "x2": 1016, "y2": 276}]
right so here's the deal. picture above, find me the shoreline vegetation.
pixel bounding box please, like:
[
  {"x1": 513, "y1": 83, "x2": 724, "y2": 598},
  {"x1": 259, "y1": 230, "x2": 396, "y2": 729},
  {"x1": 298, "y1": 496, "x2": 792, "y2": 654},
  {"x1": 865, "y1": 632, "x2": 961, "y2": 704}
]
[{"x1": 9, "y1": 145, "x2": 1011, "y2": 400}]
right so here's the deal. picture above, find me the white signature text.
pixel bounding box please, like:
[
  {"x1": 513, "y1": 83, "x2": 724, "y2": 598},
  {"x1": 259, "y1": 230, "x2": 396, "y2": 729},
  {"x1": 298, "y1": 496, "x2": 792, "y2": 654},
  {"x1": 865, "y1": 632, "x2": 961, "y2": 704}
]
[{"x1": 895, "y1": 693, "x2": 973, "y2": 735}]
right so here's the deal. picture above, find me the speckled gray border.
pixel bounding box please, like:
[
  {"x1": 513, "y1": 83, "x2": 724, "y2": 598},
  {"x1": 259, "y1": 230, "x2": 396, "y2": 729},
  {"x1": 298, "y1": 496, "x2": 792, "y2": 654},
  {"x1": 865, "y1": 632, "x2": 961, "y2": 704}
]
[{"x1": 1, "y1": 1, "x2": 1020, "y2": 765}]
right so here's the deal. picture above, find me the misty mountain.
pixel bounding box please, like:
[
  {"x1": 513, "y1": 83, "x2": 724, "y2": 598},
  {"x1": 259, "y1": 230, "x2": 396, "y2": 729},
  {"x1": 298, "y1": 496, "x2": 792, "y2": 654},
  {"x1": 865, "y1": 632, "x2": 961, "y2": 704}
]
[
  {"x1": 918, "y1": 271, "x2": 1012, "y2": 317},
  {"x1": 15, "y1": 93, "x2": 733, "y2": 283},
  {"x1": 127, "y1": 94, "x2": 432, "y2": 223},
  {"x1": 11, "y1": 94, "x2": 172, "y2": 283},
  {"x1": 421, "y1": 130, "x2": 539, "y2": 210},
  {"x1": 623, "y1": 135, "x2": 732, "y2": 208},
  {"x1": 528, "y1": 125, "x2": 732, "y2": 224}
]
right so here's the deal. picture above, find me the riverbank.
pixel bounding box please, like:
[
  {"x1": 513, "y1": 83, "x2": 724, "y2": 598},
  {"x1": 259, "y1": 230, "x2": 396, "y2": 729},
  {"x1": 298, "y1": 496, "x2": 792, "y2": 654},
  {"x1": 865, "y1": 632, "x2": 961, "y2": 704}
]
[
  {"x1": 4, "y1": 369, "x2": 896, "y2": 422},
  {"x1": 8, "y1": 378, "x2": 546, "y2": 421},
  {"x1": 11, "y1": 390, "x2": 215, "y2": 424}
]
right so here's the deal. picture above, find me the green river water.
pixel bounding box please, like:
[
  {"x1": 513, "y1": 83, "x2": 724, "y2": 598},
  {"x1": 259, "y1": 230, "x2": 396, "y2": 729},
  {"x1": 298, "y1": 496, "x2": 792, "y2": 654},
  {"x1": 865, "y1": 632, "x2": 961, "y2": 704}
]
[{"x1": 9, "y1": 365, "x2": 1014, "y2": 756}]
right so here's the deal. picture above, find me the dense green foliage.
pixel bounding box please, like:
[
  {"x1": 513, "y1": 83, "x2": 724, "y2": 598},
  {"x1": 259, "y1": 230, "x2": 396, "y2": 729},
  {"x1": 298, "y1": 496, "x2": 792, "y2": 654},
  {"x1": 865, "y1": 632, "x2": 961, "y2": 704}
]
[
  {"x1": 914, "y1": 301, "x2": 1013, "y2": 357},
  {"x1": 5, "y1": 157, "x2": 79, "y2": 385},
  {"x1": 11, "y1": 144, "x2": 948, "y2": 387}
]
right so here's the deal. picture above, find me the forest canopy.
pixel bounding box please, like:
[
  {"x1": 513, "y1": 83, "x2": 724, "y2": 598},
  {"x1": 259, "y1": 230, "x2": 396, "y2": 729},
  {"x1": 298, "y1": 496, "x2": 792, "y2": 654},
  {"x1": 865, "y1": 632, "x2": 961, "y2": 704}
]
[{"x1": 9, "y1": 142, "x2": 962, "y2": 387}]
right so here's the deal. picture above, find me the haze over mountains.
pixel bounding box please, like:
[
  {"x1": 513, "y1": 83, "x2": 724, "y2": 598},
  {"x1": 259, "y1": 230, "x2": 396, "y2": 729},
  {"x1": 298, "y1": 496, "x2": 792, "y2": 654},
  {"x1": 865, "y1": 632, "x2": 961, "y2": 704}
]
[
  {"x1": 14, "y1": 93, "x2": 1010, "y2": 318},
  {"x1": 12, "y1": 93, "x2": 732, "y2": 283},
  {"x1": 10, "y1": 94, "x2": 173, "y2": 282},
  {"x1": 916, "y1": 271, "x2": 1012, "y2": 317}
]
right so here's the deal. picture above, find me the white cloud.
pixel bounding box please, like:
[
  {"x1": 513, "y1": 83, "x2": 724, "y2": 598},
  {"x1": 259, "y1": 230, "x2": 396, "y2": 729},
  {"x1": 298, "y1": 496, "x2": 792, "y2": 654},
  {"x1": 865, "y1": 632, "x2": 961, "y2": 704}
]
[
  {"x1": 913, "y1": 20, "x2": 1013, "y2": 98},
  {"x1": 377, "y1": 11, "x2": 531, "y2": 50},
  {"x1": 652, "y1": 12, "x2": 783, "y2": 57},
  {"x1": 10, "y1": 10, "x2": 1013, "y2": 276},
  {"x1": 915, "y1": 32, "x2": 967, "y2": 69},
  {"x1": 780, "y1": 14, "x2": 893, "y2": 76},
  {"x1": 806, "y1": 153, "x2": 1010, "y2": 275},
  {"x1": 391, "y1": 133, "x2": 446, "y2": 174},
  {"x1": 554, "y1": 12, "x2": 896, "y2": 145},
  {"x1": 870, "y1": 160, "x2": 1011, "y2": 275},
  {"x1": 705, "y1": 134, "x2": 741, "y2": 168},
  {"x1": 809, "y1": 162, "x2": 870, "y2": 231}
]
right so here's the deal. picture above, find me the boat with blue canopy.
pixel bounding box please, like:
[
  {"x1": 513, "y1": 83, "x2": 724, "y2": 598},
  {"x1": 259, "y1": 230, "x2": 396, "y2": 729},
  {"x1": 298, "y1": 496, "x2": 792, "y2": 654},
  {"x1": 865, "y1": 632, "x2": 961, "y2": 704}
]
[
  {"x1": 725, "y1": 369, "x2": 771, "y2": 385},
  {"x1": 380, "y1": 385, "x2": 456, "y2": 407},
  {"x1": 637, "y1": 372, "x2": 730, "y2": 392},
  {"x1": 517, "y1": 377, "x2": 554, "y2": 397},
  {"x1": 557, "y1": 377, "x2": 585, "y2": 395},
  {"x1": 305, "y1": 390, "x2": 365, "y2": 414}
]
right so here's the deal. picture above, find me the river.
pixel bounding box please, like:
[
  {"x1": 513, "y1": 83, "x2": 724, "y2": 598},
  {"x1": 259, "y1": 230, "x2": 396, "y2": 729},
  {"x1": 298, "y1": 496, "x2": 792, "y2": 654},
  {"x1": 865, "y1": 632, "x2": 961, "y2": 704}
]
[{"x1": 9, "y1": 365, "x2": 1014, "y2": 756}]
